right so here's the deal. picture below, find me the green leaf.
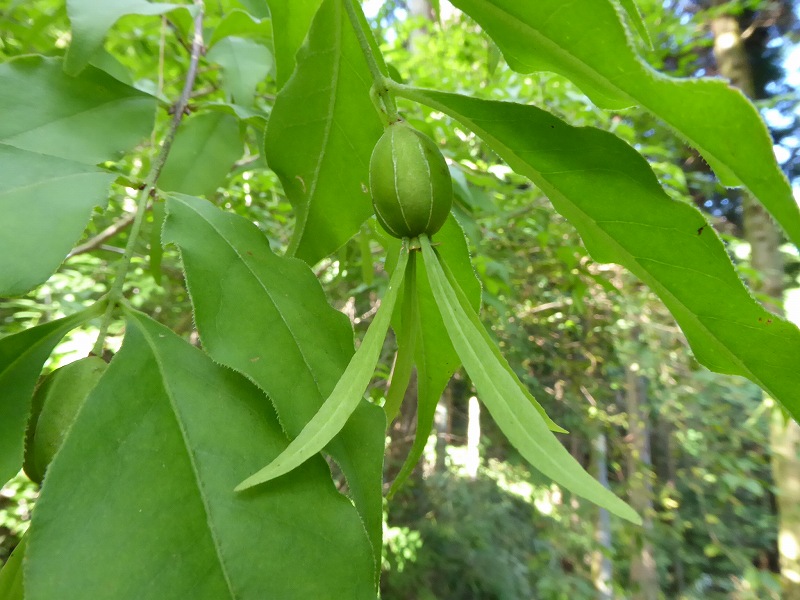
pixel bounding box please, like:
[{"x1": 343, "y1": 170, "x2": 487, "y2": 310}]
[
  {"x1": 264, "y1": 0, "x2": 383, "y2": 265},
  {"x1": 64, "y1": 0, "x2": 196, "y2": 75},
  {"x1": 159, "y1": 112, "x2": 243, "y2": 198},
  {"x1": 448, "y1": 0, "x2": 800, "y2": 248},
  {"x1": 386, "y1": 216, "x2": 485, "y2": 493},
  {"x1": 395, "y1": 87, "x2": 800, "y2": 423},
  {"x1": 266, "y1": 0, "x2": 323, "y2": 87},
  {"x1": 237, "y1": 244, "x2": 409, "y2": 491},
  {"x1": 207, "y1": 9, "x2": 272, "y2": 48},
  {"x1": 0, "y1": 305, "x2": 103, "y2": 487},
  {"x1": 617, "y1": 0, "x2": 652, "y2": 49},
  {"x1": 207, "y1": 37, "x2": 273, "y2": 108},
  {"x1": 163, "y1": 193, "x2": 386, "y2": 572},
  {"x1": 0, "y1": 56, "x2": 155, "y2": 165},
  {"x1": 26, "y1": 310, "x2": 376, "y2": 600},
  {"x1": 0, "y1": 145, "x2": 115, "y2": 295},
  {"x1": 0, "y1": 534, "x2": 25, "y2": 600},
  {"x1": 420, "y1": 236, "x2": 640, "y2": 524}
]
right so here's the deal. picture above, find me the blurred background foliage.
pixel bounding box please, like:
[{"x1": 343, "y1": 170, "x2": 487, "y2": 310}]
[{"x1": 1, "y1": 0, "x2": 799, "y2": 597}]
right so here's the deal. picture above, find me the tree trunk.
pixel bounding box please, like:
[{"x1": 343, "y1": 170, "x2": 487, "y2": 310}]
[
  {"x1": 592, "y1": 432, "x2": 613, "y2": 600},
  {"x1": 625, "y1": 368, "x2": 659, "y2": 600},
  {"x1": 711, "y1": 13, "x2": 800, "y2": 598}
]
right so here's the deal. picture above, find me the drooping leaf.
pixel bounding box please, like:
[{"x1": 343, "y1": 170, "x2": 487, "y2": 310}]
[
  {"x1": 0, "y1": 56, "x2": 155, "y2": 165},
  {"x1": 448, "y1": 0, "x2": 800, "y2": 248},
  {"x1": 0, "y1": 534, "x2": 25, "y2": 600},
  {"x1": 26, "y1": 310, "x2": 376, "y2": 600},
  {"x1": 266, "y1": 0, "x2": 324, "y2": 87},
  {"x1": 0, "y1": 305, "x2": 103, "y2": 487},
  {"x1": 237, "y1": 244, "x2": 409, "y2": 491},
  {"x1": 386, "y1": 216, "x2": 484, "y2": 493},
  {"x1": 420, "y1": 236, "x2": 641, "y2": 524},
  {"x1": 206, "y1": 37, "x2": 273, "y2": 108},
  {"x1": 159, "y1": 112, "x2": 243, "y2": 198},
  {"x1": 163, "y1": 193, "x2": 386, "y2": 571},
  {"x1": 264, "y1": 0, "x2": 383, "y2": 265},
  {"x1": 0, "y1": 145, "x2": 115, "y2": 295},
  {"x1": 64, "y1": 0, "x2": 196, "y2": 75},
  {"x1": 395, "y1": 87, "x2": 800, "y2": 423}
]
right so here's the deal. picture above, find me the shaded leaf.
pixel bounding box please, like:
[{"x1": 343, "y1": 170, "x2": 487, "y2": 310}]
[
  {"x1": 65, "y1": 0, "x2": 195, "y2": 75},
  {"x1": 0, "y1": 305, "x2": 103, "y2": 487},
  {"x1": 159, "y1": 112, "x2": 243, "y2": 197},
  {"x1": 420, "y1": 236, "x2": 641, "y2": 523},
  {"x1": 237, "y1": 244, "x2": 409, "y2": 490},
  {"x1": 0, "y1": 534, "x2": 25, "y2": 600},
  {"x1": 26, "y1": 310, "x2": 376, "y2": 600},
  {"x1": 448, "y1": 0, "x2": 800, "y2": 248},
  {"x1": 264, "y1": 0, "x2": 383, "y2": 265},
  {"x1": 0, "y1": 56, "x2": 155, "y2": 165},
  {"x1": 0, "y1": 145, "x2": 115, "y2": 295},
  {"x1": 163, "y1": 193, "x2": 386, "y2": 572},
  {"x1": 395, "y1": 87, "x2": 800, "y2": 422},
  {"x1": 207, "y1": 37, "x2": 273, "y2": 108}
]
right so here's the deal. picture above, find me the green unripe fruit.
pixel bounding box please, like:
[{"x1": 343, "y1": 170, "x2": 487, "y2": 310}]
[
  {"x1": 23, "y1": 356, "x2": 107, "y2": 484},
  {"x1": 369, "y1": 121, "x2": 453, "y2": 239}
]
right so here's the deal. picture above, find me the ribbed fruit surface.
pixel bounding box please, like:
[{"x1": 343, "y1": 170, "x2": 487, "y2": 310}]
[
  {"x1": 23, "y1": 356, "x2": 107, "y2": 483},
  {"x1": 369, "y1": 121, "x2": 452, "y2": 239}
]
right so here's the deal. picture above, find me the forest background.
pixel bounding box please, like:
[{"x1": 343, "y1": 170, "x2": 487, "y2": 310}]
[{"x1": 1, "y1": 0, "x2": 800, "y2": 598}]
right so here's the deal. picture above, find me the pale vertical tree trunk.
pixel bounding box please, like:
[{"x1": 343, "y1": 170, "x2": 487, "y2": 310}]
[
  {"x1": 625, "y1": 367, "x2": 659, "y2": 600},
  {"x1": 711, "y1": 13, "x2": 800, "y2": 599},
  {"x1": 592, "y1": 432, "x2": 613, "y2": 600}
]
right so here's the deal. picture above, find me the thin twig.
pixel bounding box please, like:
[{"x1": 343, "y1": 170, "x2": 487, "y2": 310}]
[
  {"x1": 92, "y1": 0, "x2": 206, "y2": 355},
  {"x1": 68, "y1": 211, "x2": 139, "y2": 258}
]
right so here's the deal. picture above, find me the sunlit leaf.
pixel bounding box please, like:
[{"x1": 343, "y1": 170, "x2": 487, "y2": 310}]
[
  {"x1": 0, "y1": 305, "x2": 103, "y2": 487},
  {"x1": 266, "y1": 0, "x2": 323, "y2": 87},
  {"x1": 163, "y1": 193, "x2": 386, "y2": 571},
  {"x1": 264, "y1": 0, "x2": 383, "y2": 265},
  {"x1": 207, "y1": 9, "x2": 272, "y2": 48},
  {"x1": 420, "y1": 236, "x2": 641, "y2": 523},
  {"x1": 396, "y1": 86, "x2": 800, "y2": 422},
  {"x1": 448, "y1": 0, "x2": 800, "y2": 248},
  {"x1": 237, "y1": 245, "x2": 409, "y2": 491},
  {"x1": 159, "y1": 113, "x2": 243, "y2": 198},
  {"x1": 26, "y1": 310, "x2": 376, "y2": 600},
  {"x1": 64, "y1": 0, "x2": 196, "y2": 75}
]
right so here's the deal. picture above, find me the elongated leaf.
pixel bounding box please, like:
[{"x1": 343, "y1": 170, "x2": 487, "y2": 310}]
[
  {"x1": 159, "y1": 113, "x2": 243, "y2": 197},
  {"x1": 26, "y1": 310, "x2": 376, "y2": 600},
  {"x1": 0, "y1": 305, "x2": 103, "y2": 487},
  {"x1": 0, "y1": 145, "x2": 115, "y2": 295},
  {"x1": 65, "y1": 0, "x2": 195, "y2": 75},
  {"x1": 395, "y1": 87, "x2": 800, "y2": 422},
  {"x1": 206, "y1": 37, "x2": 273, "y2": 108},
  {"x1": 237, "y1": 245, "x2": 409, "y2": 490},
  {"x1": 0, "y1": 534, "x2": 25, "y2": 600},
  {"x1": 617, "y1": 0, "x2": 651, "y2": 49},
  {"x1": 0, "y1": 56, "x2": 155, "y2": 165},
  {"x1": 267, "y1": 0, "x2": 323, "y2": 87},
  {"x1": 265, "y1": 0, "x2": 383, "y2": 265},
  {"x1": 448, "y1": 0, "x2": 800, "y2": 248},
  {"x1": 420, "y1": 236, "x2": 640, "y2": 523},
  {"x1": 163, "y1": 193, "x2": 386, "y2": 570},
  {"x1": 386, "y1": 217, "x2": 484, "y2": 493}
]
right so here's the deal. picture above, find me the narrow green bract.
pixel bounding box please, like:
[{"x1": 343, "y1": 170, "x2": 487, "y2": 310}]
[{"x1": 370, "y1": 121, "x2": 452, "y2": 239}]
